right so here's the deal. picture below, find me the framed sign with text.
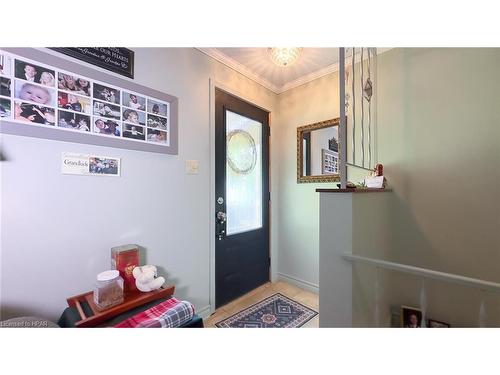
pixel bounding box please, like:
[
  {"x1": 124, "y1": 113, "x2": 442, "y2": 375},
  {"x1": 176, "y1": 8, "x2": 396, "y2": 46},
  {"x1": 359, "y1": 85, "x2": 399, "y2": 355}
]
[{"x1": 50, "y1": 48, "x2": 135, "y2": 79}]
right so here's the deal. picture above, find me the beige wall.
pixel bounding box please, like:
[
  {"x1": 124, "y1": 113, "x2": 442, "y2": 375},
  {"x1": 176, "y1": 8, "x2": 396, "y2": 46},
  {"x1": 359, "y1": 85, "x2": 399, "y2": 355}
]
[
  {"x1": 373, "y1": 48, "x2": 500, "y2": 327},
  {"x1": 275, "y1": 48, "x2": 500, "y2": 326}
]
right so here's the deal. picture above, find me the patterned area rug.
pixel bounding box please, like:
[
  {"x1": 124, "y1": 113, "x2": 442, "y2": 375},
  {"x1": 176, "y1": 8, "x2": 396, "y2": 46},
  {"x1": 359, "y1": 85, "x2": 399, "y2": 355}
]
[{"x1": 215, "y1": 293, "x2": 318, "y2": 328}]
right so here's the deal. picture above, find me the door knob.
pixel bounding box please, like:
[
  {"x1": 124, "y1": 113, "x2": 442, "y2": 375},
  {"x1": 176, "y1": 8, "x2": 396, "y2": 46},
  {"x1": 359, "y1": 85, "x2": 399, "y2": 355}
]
[{"x1": 216, "y1": 211, "x2": 227, "y2": 223}]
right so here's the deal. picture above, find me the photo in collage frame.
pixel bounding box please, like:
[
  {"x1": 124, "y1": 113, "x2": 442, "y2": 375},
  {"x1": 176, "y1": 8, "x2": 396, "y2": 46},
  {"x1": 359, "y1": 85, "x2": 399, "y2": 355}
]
[
  {"x1": 0, "y1": 53, "x2": 12, "y2": 118},
  {"x1": 121, "y1": 90, "x2": 146, "y2": 141},
  {"x1": 146, "y1": 98, "x2": 169, "y2": 144},
  {"x1": 0, "y1": 49, "x2": 171, "y2": 146}
]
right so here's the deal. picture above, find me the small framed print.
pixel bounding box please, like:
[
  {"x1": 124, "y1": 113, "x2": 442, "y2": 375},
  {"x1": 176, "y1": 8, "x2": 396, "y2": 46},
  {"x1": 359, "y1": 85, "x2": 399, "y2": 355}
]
[
  {"x1": 427, "y1": 319, "x2": 450, "y2": 328},
  {"x1": 61, "y1": 152, "x2": 120, "y2": 176},
  {"x1": 401, "y1": 306, "x2": 422, "y2": 328},
  {"x1": 322, "y1": 148, "x2": 339, "y2": 174},
  {"x1": 89, "y1": 156, "x2": 120, "y2": 176}
]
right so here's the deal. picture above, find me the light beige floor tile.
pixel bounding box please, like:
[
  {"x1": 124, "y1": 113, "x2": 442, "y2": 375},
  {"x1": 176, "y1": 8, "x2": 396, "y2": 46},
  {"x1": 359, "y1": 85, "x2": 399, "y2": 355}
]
[
  {"x1": 246, "y1": 285, "x2": 281, "y2": 301},
  {"x1": 203, "y1": 308, "x2": 230, "y2": 328},
  {"x1": 292, "y1": 290, "x2": 319, "y2": 310},
  {"x1": 223, "y1": 293, "x2": 263, "y2": 315},
  {"x1": 217, "y1": 282, "x2": 272, "y2": 313},
  {"x1": 218, "y1": 292, "x2": 257, "y2": 314},
  {"x1": 270, "y1": 281, "x2": 304, "y2": 298},
  {"x1": 246, "y1": 282, "x2": 272, "y2": 297},
  {"x1": 301, "y1": 315, "x2": 319, "y2": 328}
]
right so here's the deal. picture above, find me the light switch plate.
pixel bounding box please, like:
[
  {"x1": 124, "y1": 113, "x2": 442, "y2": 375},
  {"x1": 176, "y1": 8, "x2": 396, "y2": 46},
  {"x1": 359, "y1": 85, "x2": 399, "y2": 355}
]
[{"x1": 186, "y1": 160, "x2": 199, "y2": 174}]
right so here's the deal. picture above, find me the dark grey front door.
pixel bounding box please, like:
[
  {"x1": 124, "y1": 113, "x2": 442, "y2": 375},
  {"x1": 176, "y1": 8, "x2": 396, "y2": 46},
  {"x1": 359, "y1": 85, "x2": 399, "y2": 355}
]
[{"x1": 215, "y1": 88, "x2": 270, "y2": 308}]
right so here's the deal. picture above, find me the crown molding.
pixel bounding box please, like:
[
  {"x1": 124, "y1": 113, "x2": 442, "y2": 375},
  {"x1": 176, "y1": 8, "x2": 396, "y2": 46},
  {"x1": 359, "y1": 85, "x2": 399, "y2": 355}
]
[
  {"x1": 197, "y1": 48, "x2": 281, "y2": 93},
  {"x1": 197, "y1": 47, "x2": 393, "y2": 95},
  {"x1": 279, "y1": 61, "x2": 340, "y2": 93}
]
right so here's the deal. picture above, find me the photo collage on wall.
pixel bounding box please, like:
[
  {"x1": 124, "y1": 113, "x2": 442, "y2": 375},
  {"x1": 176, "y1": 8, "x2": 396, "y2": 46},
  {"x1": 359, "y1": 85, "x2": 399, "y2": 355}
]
[{"x1": 0, "y1": 50, "x2": 170, "y2": 146}]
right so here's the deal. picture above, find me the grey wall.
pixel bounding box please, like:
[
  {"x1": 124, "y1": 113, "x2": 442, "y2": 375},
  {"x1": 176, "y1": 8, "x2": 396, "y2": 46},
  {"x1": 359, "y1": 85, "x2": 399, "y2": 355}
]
[{"x1": 0, "y1": 48, "x2": 277, "y2": 321}]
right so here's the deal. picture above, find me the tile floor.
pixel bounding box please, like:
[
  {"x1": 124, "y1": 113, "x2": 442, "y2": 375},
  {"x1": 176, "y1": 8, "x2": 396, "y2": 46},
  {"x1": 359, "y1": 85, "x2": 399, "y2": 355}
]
[{"x1": 203, "y1": 281, "x2": 319, "y2": 328}]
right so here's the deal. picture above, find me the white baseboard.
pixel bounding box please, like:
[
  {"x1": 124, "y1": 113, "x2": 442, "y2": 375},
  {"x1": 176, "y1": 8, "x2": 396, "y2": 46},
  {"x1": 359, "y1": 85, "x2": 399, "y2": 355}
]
[
  {"x1": 196, "y1": 305, "x2": 211, "y2": 319},
  {"x1": 277, "y1": 272, "x2": 319, "y2": 294}
]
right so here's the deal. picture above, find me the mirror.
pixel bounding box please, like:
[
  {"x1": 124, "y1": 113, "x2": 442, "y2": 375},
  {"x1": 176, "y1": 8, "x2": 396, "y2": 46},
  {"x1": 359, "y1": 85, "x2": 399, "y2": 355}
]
[{"x1": 297, "y1": 118, "x2": 340, "y2": 183}]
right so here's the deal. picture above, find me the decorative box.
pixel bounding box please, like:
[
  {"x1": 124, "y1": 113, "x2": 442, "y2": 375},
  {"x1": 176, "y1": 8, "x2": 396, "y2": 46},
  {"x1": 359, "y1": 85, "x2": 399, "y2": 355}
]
[{"x1": 111, "y1": 244, "x2": 140, "y2": 292}]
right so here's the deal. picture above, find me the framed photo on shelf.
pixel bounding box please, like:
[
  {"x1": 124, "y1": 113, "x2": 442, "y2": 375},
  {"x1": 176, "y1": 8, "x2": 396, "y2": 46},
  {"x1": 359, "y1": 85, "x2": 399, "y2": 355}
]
[
  {"x1": 427, "y1": 319, "x2": 450, "y2": 328},
  {"x1": 401, "y1": 306, "x2": 422, "y2": 328}
]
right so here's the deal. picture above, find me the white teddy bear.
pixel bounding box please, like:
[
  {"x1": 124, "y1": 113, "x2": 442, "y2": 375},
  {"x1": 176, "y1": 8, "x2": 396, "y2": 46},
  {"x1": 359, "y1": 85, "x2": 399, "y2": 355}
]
[{"x1": 132, "y1": 265, "x2": 165, "y2": 292}]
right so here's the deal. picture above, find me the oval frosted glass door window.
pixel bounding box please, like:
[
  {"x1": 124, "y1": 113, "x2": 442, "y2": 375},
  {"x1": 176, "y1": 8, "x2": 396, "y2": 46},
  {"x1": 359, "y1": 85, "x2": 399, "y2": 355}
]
[{"x1": 225, "y1": 110, "x2": 262, "y2": 235}]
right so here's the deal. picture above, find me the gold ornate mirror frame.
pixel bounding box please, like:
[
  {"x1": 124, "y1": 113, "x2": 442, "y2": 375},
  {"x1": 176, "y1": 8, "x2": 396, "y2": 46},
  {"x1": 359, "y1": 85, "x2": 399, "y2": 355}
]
[{"x1": 297, "y1": 117, "x2": 340, "y2": 183}]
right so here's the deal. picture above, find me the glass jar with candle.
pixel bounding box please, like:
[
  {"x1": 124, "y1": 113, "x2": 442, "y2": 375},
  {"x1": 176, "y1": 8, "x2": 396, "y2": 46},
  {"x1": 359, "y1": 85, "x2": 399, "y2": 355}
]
[{"x1": 93, "y1": 270, "x2": 124, "y2": 311}]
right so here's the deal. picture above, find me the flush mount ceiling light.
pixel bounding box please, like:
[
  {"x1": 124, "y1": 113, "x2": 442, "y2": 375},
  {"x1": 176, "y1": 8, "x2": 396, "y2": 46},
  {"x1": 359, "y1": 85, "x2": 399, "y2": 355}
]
[{"x1": 268, "y1": 47, "x2": 303, "y2": 67}]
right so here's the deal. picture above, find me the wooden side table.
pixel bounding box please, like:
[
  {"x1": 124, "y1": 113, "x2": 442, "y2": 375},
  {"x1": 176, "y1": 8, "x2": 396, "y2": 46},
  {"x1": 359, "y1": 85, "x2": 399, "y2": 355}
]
[{"x1": 66, "y1": 285, "x2": 175, "y2": 327}]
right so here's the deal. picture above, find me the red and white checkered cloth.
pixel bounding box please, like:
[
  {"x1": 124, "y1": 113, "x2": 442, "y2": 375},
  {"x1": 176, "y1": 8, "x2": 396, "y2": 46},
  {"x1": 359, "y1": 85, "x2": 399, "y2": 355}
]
[{"x1": 114, "y1": 298, "x2": 195, "y2": 328}]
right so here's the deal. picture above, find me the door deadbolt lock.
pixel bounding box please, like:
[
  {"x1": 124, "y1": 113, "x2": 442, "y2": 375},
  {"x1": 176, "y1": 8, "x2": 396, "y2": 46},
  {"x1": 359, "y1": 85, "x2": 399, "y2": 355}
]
[
  {"x1": 217, "y1": 229, "x2": 226, "y2": 241},
  {"x1": 217, "y1": 197, "x2": 224, "y2": 205}
]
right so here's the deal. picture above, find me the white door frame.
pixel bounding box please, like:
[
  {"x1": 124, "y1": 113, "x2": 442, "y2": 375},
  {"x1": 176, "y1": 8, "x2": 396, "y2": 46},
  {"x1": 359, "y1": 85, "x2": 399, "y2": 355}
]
[{"x1": 208, "y1": 78, "x2": 274, "y2": 314}]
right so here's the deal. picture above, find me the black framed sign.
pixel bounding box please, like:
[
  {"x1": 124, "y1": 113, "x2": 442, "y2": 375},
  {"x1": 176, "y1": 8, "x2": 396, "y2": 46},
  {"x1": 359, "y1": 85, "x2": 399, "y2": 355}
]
[{"x1": 50, "y1": 48, "x2": 135, "y2": 79}]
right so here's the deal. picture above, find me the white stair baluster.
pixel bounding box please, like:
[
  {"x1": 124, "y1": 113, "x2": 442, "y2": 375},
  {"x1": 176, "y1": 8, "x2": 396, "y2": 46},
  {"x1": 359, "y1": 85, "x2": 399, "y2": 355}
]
[
  {"x1": 479, "y1": 291, "x2": 487, "y2": 327},
  {"x1": 374, "y1": 266, "x2": 380, "y2": 327},
  {"x1": 419, "y1": 279, "x2": 427, "y2": 328}
]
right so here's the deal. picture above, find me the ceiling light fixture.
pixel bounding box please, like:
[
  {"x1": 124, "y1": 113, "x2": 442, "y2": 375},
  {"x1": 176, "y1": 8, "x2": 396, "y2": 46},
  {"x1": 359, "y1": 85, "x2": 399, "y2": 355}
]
[{"x1": 268, "y1": 47, "x2": 302, "y2": 67}]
